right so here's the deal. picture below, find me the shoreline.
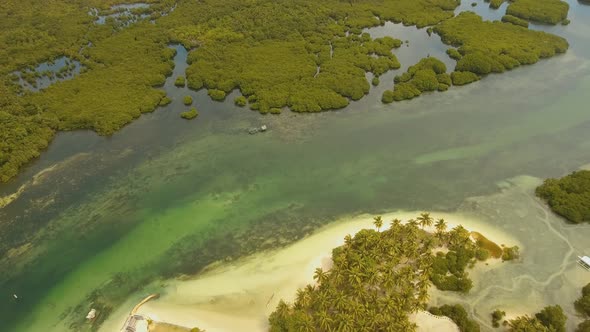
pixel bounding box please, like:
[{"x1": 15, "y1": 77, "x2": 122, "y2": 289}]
[{"x1": 100, "y1": 210, "x2": 518, "y2": 332}]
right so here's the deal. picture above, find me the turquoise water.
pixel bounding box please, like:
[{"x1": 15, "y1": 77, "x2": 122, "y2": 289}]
[{"x1": 1, "y1": 1, "x2": 590, "y2": 331}]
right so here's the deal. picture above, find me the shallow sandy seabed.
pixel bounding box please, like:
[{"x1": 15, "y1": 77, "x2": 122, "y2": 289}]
[{"x1": 101, "y1": 208, "x2": 518, "y2": 332}]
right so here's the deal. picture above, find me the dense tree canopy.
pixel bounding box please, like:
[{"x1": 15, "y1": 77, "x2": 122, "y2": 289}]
[
  {"x1": 535, "y1": 305, "x2": 567, "y2": 332},
  {"x1": 506, "y1": 0, "x2": 569, "y2": 25},
  {"x1": 0, "y1": 0, "x2": 572, "y2": 182},
  {"x1": 383, "y1": 57, "x2": 450, "y2": 103},
  {"x1": 269, "y1": 215, "x2": 492, "y2": 332},
  {"x1": 435, "y1": 12, "x2": 568, "y2": 78},
  {"x1": 578, "y1": 320, "x2": 590, "y2": 332},
  {"x1": 576, "y1": 283, "x2": 590, "y2": 317},
  {"x1": 536, "y1": 171, "x2": 590, "y2": 223},
  {"x1": 509, "y1": 315, "x2": 552, "y2": 332},
  {"x1": 429, "y1": 304, "x2": 480, "y2": 332},
  {"x1": 502, "y1": 15, "x2": 530, "y2": 28}
]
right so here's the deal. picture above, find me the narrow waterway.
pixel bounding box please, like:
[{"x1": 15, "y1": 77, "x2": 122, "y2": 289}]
[{"x1": 1, "y1": 1, "x2": 590, "y2": 331}]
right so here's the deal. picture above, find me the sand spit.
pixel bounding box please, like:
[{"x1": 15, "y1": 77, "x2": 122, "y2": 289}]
[{"x1": 100, "y1": 210, "x2": 517, "y2": 332}]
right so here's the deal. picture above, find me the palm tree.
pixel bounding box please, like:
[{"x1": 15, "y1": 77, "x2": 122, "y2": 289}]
[
  {"x1": 295, "y1": 312, "x2": 315, "y2": 332},
  {"x1": 405, "y1": 219, "x2": 419, "y2": 240},
  {"x1": 435, "y1": 218, "x2": 447, "y2": 233},
  {"x1": 389, "y1": 218, "x2": 402, "y2": 230},
  {"x1": 449, "y1": 224, "x2": 470, "y2": 247},
  {"x1": 296, "y1": 287, "x2": 312, "y2": 308},
  {"x1": 373, "y1": 216, "x2": 383, "y2": 232},
  {"x1": 276, "y1": 300, "x2": 290, "y2": 317},
  {"x1": 313, "y1": 267, "x2": 329, "y2": 285},
  {"x1": 331, "y1": 268, "x2": 344, "y2": 287},
  {"x1": 316, "y1": 311, "x2": 333, "y2": 331},
  {"x1": 344, "y1": 234, "x2": 353, "y2": 247},
  {"x1": 334, "y1": 293, "x2": 348, "y2": 311},
  {"x1": 434, "y1": 218, "x2": 447, "y2": 243},
  {"x1": 417, "y1": 212, "x2": 433, "y2": 229},
  {"x1": 406, "y1": 218, "x2": 418, "y2": 229},
  {"x1": 337, "y1": 315, "x2": 355, "y2": 332}
]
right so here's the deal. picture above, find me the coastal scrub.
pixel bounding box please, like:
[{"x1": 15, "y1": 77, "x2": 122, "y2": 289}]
[
  {"x1": 536, "y1": 170, "x2": 590, "y2": 223},
  {"x1": 506, "y1": 0, "x2": 569, "y2": 25},
  {"x1": 382, "y1": 57, "x2": 450, "y2": 103},
  {"x1": 435, "y1": 12, "x2": 568, "y2": 75},
  {"x1": 180, "y1": 107, "x2": 199, "y2": 120}
]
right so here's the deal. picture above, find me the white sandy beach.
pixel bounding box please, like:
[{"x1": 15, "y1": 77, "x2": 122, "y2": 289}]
[{"x1": 100, "y1": 210, "x2": 518, "y2": 332}]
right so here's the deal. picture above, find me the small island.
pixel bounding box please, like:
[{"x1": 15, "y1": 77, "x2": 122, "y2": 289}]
[
  {"x1": 180, "y1": 107, "x2": 198, "y2": 120},
  {"x1": 175, "y1": 76, "x2": 186, "y2": 87}
]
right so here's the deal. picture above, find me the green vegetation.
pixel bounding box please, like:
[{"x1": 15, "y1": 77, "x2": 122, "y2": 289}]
[
  {"x1": 535, "y1": 305, "x2": 567, "y2": 332},
  {"x1": 451, "y1": 71, "x2": 480, "y2": 86},
  {"x1": 536, "y1": 170, "x2": 590, "y2": 223},
  {"x1": 506, "y1": 284, "x2": 590, "y2": 332},
  {"x1": 562, "y1": 19, "x2": 571, "y2": 25},
  {"x1": 175, "y1": 76, "x2": 186, "y2": 87},
  {"x1": 170, "y1": 0, "x2": 459, "y2": 115},
  {"x1": 207, "y1": 89, "x2": 226, "y2": 101},
  {"x1": 577, "y1": 283, "x2": 590, "y2": 331},
  {"x1": 383, "y1": 57, "x2": 450, "y2": 102},
  {"x1": 159, "y1": 96, "x2": 172, "y2": 106},
  {"x1": 491, "y1": 309, "x2": 506, "y2": 328},
  {"x1": 501, "y1": 245, "x2": 520, "y2": 261},
  {"x1": 0, "y1": 108, "x2": 56, "y2": 182},
  {"x1": 447, "y1": 48, "x2": 462, "y2": 60},
  {"x1": 0, "y1": 1, "x2": 176, "y2": 182},
  {"x1": 502, "y1": 15, "x2": 530, "y2": 28},
  {"x1": 506, "y1": 0, "x2": 569, "y2": 25},
  {"x1": 382, "y1": 90, "x2": 395, "y2": 103},
  {"x1": 180, "y1": 107, "x2": 198, "y2": 120},
  {"x1": 435, "y1": 12, "x2": 568, "y2": 79},
  {"x1": 489, "y1": 0, "x2": 505, "y2": 9},
  {"x1": 234, "y1": 96, "x2": 247, "y2": 107},
  {"x1": 183, "y1": 95, "x2": 193, "y2": 105},
  {"x1": 576, "y1": 283, "x2": 590, "y2": 317},
  {"x1": 578, "y1": 320, "x2": 590, "y2": 332},
  {"x1": 429, "y1": 304, "x2": 480, "y2": 332},
  {"x1": 371, "y1": 76, "x2": 380, "y2": 86},
  {"x1": 509, "y1": 305, "x2": 566, "y2": 332},
  {"x1": 430, "y1": 222, "x2": 490, "y2": 292},
  {"x1": 472, "y1": 232, "x2": 503, "y2": 258},
  {"x1": 0, "y1": 0, "x2": 571, "y2": 182},
  {"x1": 268, "y1": 214, "x2": 491, "y2": 332},
  {"x1": 509, "y1": 315, "x2": 553, "y2": 331}
]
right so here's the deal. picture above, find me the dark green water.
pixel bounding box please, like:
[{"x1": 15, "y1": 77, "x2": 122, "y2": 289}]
[{"x1": 1, "y1": 1, "x2": 590, "y2": 331}]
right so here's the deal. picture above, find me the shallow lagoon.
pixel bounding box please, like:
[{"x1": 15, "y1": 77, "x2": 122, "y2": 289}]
[
  {"x1": 12, "y1": 56, "x2": 82, "y2": 92},
  {"x1": 1, "y1": 1, "x2": 590, "y2": 331}
]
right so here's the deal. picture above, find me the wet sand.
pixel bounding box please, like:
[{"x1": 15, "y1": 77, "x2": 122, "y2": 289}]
[{"x1": 100, "y1": 211, "x2": 517, "y2": 332}]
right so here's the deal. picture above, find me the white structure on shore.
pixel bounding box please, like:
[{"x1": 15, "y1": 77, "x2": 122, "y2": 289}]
[
  {"x1": 578, "y1": 256, "x2": 590, "y2": 271},
  {"x1": 121, "y1": 314, "x2": 148, "y2": 332}
]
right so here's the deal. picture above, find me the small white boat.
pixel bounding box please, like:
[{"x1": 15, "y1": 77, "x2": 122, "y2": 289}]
[
  {"x1": 13, "y1": 294, "x2": 18, "y2": 299},
  {"x1": 578, "y1": 256, "x2": 590, "y2": 271},
  {"x1": 86, "y1": 308, "x2": 97, "y2": 320}
]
